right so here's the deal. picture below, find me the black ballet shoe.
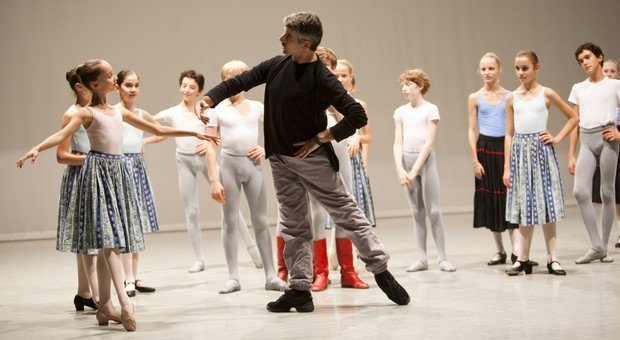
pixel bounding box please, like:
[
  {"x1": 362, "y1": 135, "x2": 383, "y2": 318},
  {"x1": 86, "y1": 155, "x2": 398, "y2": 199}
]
[
  {"x1": 615, "y1": 236, "x2": 620, "y2": 248},
  {"x1": 511, "y1": 253, "x2": 538, "y2": 266},
  {"x1": 547, "y1": 261, "x2": 566, "y2": 276},
  {"x1": 506, "y1": 260, "x2": 533, "y2": 276},
  {"x1": 487, "y1": 252, "x2": 507, "y2": 266},
  {"x1": 74, "y1": 295, "x2": 98, "y2": 311},
  {"x1": 529, "y1": 260, "x2": 539, "y2": 266},
  {"x1": 135, "y1": 279, "x2": 156, "y2": 293},
  {"x1": 266, "y1": 289, "x2": 314, "y2": 313}
]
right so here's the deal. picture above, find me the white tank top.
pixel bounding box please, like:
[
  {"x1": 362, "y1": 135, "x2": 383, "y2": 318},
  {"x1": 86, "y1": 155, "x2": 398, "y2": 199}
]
[
  {"x1": 67, "y1": 105, "x2": 90, "y2": 153},
  {"x1": 122, "y1": 109, "x2": 144, "y2": 153},
  {"x1": 513, "y1": 87, "x2": 548, "y2": 134},
  {"x1": 86, "y1": 106, "x2": 124, "y2": 155}
]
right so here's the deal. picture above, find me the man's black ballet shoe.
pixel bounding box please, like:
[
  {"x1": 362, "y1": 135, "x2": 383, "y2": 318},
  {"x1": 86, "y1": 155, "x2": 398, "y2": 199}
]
[
  {"x1": 374, "y1": 270, "x2": 410, "y2": 305},
  {"x1": 135, "y1": 280, "x2": 156, "y2": 293},
  {"x1": 547, "y1": 261, "x2": 566, "y2": 276},
  {"x1": 506, "y1": 260, "x2": 533, "y2": 276},
  {"x1": 266, "y1": 289, "x2": 314, "y2": 313},
  {"x1": 511, "y1": 253, "x2": 538, "y2": 266},
  {"x1": 74, "y1": 295, "x2": 98, "y2": 311},
  {"x1": 487, "y1": 252, "x2": 507, "y2": 266}
]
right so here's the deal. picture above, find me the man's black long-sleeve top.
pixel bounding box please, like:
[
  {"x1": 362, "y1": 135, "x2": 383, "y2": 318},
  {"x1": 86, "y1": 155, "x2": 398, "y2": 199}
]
[{"x1": 205, "y1": 55, "x2": 367, "y2": 170}]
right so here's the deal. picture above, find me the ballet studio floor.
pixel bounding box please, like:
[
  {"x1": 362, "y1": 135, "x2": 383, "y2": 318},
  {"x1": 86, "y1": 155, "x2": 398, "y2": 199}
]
[{"x1": 0, "y1": 206, "x2": 618, "y2": 339}]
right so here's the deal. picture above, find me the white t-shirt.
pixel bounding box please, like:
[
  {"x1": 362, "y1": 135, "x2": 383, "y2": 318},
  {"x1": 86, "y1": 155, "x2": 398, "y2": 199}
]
[
  {"x1": 155, "y1": 105, "x2": 205, "y2": 155},
  {"x1": 207, "y1": 99, "x2": 264, "y2": 155},
  {"x1": 393, "y1": 102, "x2": 440, "y2": 153},
  {"x1": 568, "y1": 77, "x2": 620, "y2": 129}
]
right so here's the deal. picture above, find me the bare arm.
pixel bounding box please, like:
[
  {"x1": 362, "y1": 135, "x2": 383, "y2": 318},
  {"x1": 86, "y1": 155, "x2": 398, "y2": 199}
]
[
  {"x1": 567, "y1": 105, "x2": 580, "y2": 175},
  {"x1": 56, "y1": 110, "x2": 86, "y2": 165},
  {"x1": 143, "y1": 111, "x2": 169, "y2": 146},
  {"x1": 393, "y1": 120, "x2": 411, "y2": 188},
  {"x1": 351, "y1": 100, "x2": 373, "y2": 166},
  {"x1": 503, "y1": 95, "x2": 515, "y2": 188},
  {"x1": 467, "y1": 94, "x2": 484, "y2": 179},
  {"x1": 542, "y1": 89, "x2": 579, "y2": 144},
  {"x1": 407, "y1": 120, "x2": 438, "y2": 179},
  {"x1": 203, "y1": 125, "x2": 225, "y2": 203},
  {"x1": 122, "y1": 108, "x2": 219, "y2": 143}
]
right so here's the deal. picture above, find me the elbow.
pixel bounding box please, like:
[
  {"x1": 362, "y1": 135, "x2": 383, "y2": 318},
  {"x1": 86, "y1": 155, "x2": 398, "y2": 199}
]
[{"x1": 56, "y1": 153, "x2": 67, "y2": 164}]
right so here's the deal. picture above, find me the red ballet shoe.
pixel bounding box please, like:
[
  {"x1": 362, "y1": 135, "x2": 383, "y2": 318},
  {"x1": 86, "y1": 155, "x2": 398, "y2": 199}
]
[
  {"x1": 336, "y1": 238, "x2": 369, "y2": 289},
  {"x1": 276, "y1": 236, "x2": 288, "y2": 281},
  {"x1": 311, "y1": 239, "x2": 330, "y2": 291}
]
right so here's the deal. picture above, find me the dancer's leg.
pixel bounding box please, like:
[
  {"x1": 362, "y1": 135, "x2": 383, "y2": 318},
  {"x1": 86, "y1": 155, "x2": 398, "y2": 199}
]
[
  {"x1": 516, "y1": 226, "x2": 534, "y2": 263},
  {"x1": 599, "y1": 140, "x2": 619, "y2": 251},
  {"x1": 404, "y1": 155, "x2": 429, "y2": 270},
  {"x1": 76, "y1": 254, "x2": 93, "y2": 299},
  {"x1": 219, "y1": 155, "x2": 242, "y2": 293},
  {"x1": 176, "y1": 153, "x2": 205, "y2": 267},
  {"x1": 81, "y1": 254, "x2": 99, "y2": 302}
]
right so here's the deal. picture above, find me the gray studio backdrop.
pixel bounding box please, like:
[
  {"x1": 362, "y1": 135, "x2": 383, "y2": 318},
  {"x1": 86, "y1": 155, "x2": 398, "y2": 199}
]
[{"x1": 1, "y1": 0, "x2": 618, "y2": 240}]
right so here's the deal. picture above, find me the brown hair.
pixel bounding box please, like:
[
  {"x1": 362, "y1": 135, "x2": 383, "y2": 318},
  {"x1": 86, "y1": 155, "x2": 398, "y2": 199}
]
[
  {"x1": 116, "y1": 69, "x2": 138, "y2": 86},
  {"x1": 516, "y1": 50, "x2": 539, "y2": 67},
  {"x1": 179, "y1": 69, "x2": 204, "y2": 92},
  {"x1": 220, "y1": 61, "x2": 248, "y2": 81},
  {"x1": 337, "y1": 59, "x2": 356, "y2": 86},
  {"x1": 398, "y1": 69, "x2": 431, "y2": 95},
  {"x1": 75, "y1": 59, "x2": 105, "y2": 105},
  {"x1": 575, "y1": 42, "x2": 604, "y2": 66},
  {"x1": 316, "y1": 46, "x2": 337, "y2": 69},
  {"x1": 65, "y1": 65, "x2": 82, "y2": 94}
]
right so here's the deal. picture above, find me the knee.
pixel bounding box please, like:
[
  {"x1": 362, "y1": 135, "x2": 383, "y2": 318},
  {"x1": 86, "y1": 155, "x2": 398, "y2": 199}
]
[
  {"x1": 427, "y1": 208, "x2": 442, "y2": 223},
  {"x1": 600, "y1": 187, "x2": 615, "y2": 204},
  {"x1": 573, "y1": 185, "x2": 590, "y2": 203}
]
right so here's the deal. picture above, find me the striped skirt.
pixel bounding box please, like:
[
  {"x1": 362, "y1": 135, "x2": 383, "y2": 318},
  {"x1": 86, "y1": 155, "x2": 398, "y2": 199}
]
[
  {"x1": 350, "y1": 151, "x2": 376, "y2": 226},
  {"x1": 73, "y1": 151, "x2": 145, "y2": 254},
  {"x1": 473, "y1": 135, "x2": 518, "y2": 232},
  {"x1": 506, "y1": 133, "x2": 566, "y2": 226},
  {"x1": 125, "y1": 153, "x2": 159, "y2": 233}
]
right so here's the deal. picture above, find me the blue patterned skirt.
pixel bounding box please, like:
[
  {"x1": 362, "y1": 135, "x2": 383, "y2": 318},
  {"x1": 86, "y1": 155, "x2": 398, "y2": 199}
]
[
  {"x1": 73, "y1": 151, "x2": 145, "y2": 253},
  {"x1": 349, "y1": 151, "x2": 376, "y2": 226},
  {"x1": 506, "y1": 133, "x2": 566, "y2": 226},
  {"x1": 125, "y1": 153, "x2": 159, "y2": 233}
]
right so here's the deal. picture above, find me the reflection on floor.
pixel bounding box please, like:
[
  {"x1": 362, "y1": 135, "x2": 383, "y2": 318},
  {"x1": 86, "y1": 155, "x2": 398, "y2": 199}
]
[{"x1": 0, "y1": 207, "x2": 618, "y2": 339}]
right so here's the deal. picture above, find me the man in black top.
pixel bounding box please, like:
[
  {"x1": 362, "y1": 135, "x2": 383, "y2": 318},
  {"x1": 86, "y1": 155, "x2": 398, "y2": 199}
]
[{"x1": 198, "y1": 12, "x2": 409, "y2": 312}]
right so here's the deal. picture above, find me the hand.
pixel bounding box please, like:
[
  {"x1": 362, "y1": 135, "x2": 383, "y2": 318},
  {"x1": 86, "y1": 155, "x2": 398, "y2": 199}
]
[
  {"x1": 293, "y1": 139, "x2": 320, "y2": 158},
  {"x1": 568, "y1": 156, "x2": 576, "y2": 176},
  {"x1": 503, "y1": 168, "x2": 511, "y2": 188},
  {"x1": 397, "y1": 168, "x2": 412, "y2": 188},
  {"x1": 602, "y1": 127, "x2": 620, "y2": 142},
  {"x1": 473, "y1": 161, "x2": 485, "y2": 179},
  {"x1": 195, "y1": 141, "x2": 210, "y2": 155},
  {"x1": 197, "y1": 133, "x2": 220, "y2": 145},
  {"x1": 540, "y1": 131, "x2": 558, "y2": 145},
  {"x1": 347, "y1": 135, "x2": 361, "y2": 156},
  {"x1": 16, "y1": 148, "x2": 39, "y2": 168},
  {"x1": 247, "y1": 145, "x2": 265, "y2": 161},
  {"x1": 407, "y1": 168, "x2": 418, "y2": 181},
  {"x1": 210, "y1": 181, "x2": 225, "y2": 203}
]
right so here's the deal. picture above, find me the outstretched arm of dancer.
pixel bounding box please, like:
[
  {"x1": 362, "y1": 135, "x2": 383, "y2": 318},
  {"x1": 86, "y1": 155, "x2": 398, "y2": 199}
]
[
  {"x1": 204, "y1": 126, "x2": 225, "y2": 203},
  {"x1": 407, "y1": 119, "x2": 438, "y2": 180},
  {"x1": 17, "y1": 108, "x2": 93, "y2": 167},
  {"x1": 142, "y1": 111, "x2": 170, "y2": 147},
  {"x1": 567, "y1": 105, "x2": 580, "y2": 175},
  {"x1": 56, "y1": 110, "x2": 87, "y2": 166},
  {"x1": 540, "y1": 89, "x2": 579, "y2": 145},
  {"x1": 503, "y1": 94, "x2": 515, "y2": 188},
  {"x1": 393, "y1": 120, "x2": 412, "y2": 188},
  {"x1": 121, "y1": 108, "x2": 219, "y2": 143},
  {"x1": 467, "y1": 94, "x2": 484, "y2": 179}
]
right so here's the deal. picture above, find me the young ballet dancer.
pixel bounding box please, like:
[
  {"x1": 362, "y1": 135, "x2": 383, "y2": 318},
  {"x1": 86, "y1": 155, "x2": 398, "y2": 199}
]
[
  {"x1": 16, "y1": 59, "x2": 218, "y2": 331},
  {"x1": 198, "y1": 12, "x2": 410, "y2": 312},
  {"x1": 114, "y1": 70, "x2": 158, "y2": 296},
  {"x1": 56, "y1": 66, "x2": 99, "y2": 311},
  {"x1": 393, "y1": 69, "x2": 456, "y2": 273},
  {"x1": 504, "y1": 50, "x2": 579, "y2": 276},
  {"x1": 586, "y1": 58, "x2": 620, "y2": 250},
  {"x1": 467, "y1": 53, "x2": 520, "y2": 266},
  {"x1": 204, "y1": 60, "x2": 287, "y2": 294},
  {"x1": 567, "y1": 43, "x2": 620, "y2": 264},
  {"x1": 145, "y1": 70, "x2": 261, "y2": 273}
]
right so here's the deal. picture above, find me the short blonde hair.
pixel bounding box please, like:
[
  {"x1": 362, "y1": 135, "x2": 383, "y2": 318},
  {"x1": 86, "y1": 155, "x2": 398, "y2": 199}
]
[
  {"x1": 316, "y1": 46, "x2": 337, "y2": 69},
  {"x1": 604, "y1": 59, "x2": 619, "y2": 72},
  {"x1": 398, "y1": 69, "x2": 431, "y2": 95},
  {"x1": 337, "y1": 59, "x2": 356, "y2": 86},
  {"x1": 480, "y1": 52, "x2": 501, "y2": 68},
  {"x1": 220, "y1": 60, "x2": 249, "y2": 81}
]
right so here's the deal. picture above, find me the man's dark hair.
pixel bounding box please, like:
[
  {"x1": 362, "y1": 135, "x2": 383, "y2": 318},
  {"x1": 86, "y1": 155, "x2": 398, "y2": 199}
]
[
  {"x1": 575, "y1": 42, "x2": 604, "y2": 66},
  {"x1": 283, "y1": 12, "x2": 323, "y2": 51}
]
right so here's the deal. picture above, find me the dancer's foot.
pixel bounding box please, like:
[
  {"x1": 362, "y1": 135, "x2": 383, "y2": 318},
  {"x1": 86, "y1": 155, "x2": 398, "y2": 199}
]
[
  {"x1": 266, "y1": 289, "x2": 314, "y2": 313},
  {"x1": 74, "y1": 295, "x2": 98, "y2": 311},
  {"x1": 601, "y1": 254, "x2": 614, "y2": 263},
  {"x1": 96, "y1": 305, "x2": 121, "y2": 325},
  {"x1": 188, "y1": 260, "x2": 205, "y2": 273},
  {"x1": 506, "y1": 260, "x2": 532, "y2": 276},
  {"x1": 265, "y1": 277, "x2": 289, "y2": 291},
  {"x1": 575, "y1": 249, "x2": 607, "y2": 264},
  {"x1": 247, "y1": 245, "x2": 263, "y2": 269},
  {"x1": 615, "y1": 235, "x2": 620, "y2": 248},
  {"x1": 487, "y1": 252, "x2": 507, "y2": 266},
  {"x1": 120, "y1": 302, "x2": 137, "y2": 332},
  {"x1": 439, "y1": 260, "x2": 457, "y2": 272},
  {"x1": 124, "y1": 281, "x2": 136, "y2": 297},
  {"x1": 547, "y1": 261, "x2": 567, "y2": 276},
  {"x1": 374, "y1": 270, "x2": 410, "y2": 305},
  {"x1": 405, "y1": 260, "x2": 428, "y2": 272},
  {"x1": 135, "y1": 279, "x2": 155, "y2": 293},
  {"x1": 218, "y1": 279, "x2": 241, "y2": 294}
]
